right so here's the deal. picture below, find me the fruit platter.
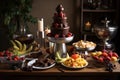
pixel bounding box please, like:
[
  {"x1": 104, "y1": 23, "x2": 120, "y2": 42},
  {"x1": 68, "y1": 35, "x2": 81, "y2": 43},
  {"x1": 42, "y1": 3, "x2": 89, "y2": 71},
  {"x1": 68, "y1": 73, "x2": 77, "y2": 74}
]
[
  {"x1": 0, "y1": 39, "x2": 41, "y2": 69},
  {"x1": 55, "y1": 52, "x2": 88, "y2": 69},
  {"x1": 91, "y1": 50, "x2": 119, "y2": 63},
  {"x1": 91, "y1": 50, "x2": 119, "y2": 71}
]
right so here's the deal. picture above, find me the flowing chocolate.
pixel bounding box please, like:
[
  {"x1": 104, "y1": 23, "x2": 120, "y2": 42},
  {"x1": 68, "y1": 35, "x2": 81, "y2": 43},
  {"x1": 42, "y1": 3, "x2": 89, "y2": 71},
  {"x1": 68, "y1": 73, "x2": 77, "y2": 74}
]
[{"x1": 50, "y1": 4, "x2": 71, "y2": 38}]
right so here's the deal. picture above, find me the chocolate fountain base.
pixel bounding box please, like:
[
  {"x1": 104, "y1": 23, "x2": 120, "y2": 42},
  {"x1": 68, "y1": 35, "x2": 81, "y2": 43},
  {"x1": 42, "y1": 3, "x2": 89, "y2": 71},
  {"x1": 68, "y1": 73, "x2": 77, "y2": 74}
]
[{"x1": 47, "y1": 36, "x2": 74, "y2": 58}]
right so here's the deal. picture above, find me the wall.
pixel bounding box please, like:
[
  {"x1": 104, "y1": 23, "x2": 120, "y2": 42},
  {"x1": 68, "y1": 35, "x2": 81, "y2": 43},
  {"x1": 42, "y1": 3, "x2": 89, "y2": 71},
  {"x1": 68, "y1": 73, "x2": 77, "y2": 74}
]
[
  {"x1": 30, "y1": 0, "x2": 75, "y2": 38},
  {"x1": 0, "y1": 0, "x2": 79, "y2": 51}
]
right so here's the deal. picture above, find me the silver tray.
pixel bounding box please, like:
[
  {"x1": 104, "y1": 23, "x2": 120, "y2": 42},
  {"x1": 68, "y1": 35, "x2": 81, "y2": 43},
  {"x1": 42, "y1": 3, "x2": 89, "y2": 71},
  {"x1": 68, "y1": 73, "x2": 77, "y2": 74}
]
[{"x1": 27, "y1": 59, "x2": 56, "y2": 70}]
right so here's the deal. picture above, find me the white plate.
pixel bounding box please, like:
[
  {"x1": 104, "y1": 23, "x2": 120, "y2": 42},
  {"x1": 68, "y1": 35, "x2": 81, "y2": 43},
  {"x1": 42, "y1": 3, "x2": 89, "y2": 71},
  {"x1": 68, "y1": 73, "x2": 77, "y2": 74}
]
[
  {"x1": 61, "y1": 62, "x2": 88, "y2": 69},
  {"x1": 27, "y1": 59, "x2": 56, "y2": 69}
]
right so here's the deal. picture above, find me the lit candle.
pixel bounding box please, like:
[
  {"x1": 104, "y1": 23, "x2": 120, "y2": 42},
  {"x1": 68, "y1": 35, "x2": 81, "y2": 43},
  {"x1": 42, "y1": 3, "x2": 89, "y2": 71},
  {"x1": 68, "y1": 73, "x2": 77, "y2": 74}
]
[{"x1": 85, "y1": 21, "x2": 91, "y2": 30}]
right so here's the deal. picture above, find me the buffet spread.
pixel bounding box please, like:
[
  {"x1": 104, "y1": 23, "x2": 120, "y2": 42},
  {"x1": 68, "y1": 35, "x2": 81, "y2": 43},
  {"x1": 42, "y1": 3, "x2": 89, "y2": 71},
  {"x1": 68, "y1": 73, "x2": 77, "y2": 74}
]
[{"x1": 0, "y1": 4, "x2": 120, "y2": 73}]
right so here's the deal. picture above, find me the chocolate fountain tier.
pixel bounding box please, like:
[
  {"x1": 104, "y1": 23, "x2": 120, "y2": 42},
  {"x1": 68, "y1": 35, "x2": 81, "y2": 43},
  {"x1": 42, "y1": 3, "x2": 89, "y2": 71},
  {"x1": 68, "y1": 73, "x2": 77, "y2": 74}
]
[
  {"x1": 47, "y1": 35, "x2": 74, "y2": 43},
  {"x1": 51, "y1": 27, "x2": 70, "y2": 36}
]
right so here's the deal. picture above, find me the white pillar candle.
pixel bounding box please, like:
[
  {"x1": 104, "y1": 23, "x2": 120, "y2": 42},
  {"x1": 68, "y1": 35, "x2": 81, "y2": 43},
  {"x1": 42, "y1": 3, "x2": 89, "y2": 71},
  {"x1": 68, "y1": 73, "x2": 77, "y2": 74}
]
[
  {"x1": 38, "y1": 18, "x2": 44, "y2": 32},
  {"x1": 41, "y1": 31, "x2": 45, "y2": 39}
]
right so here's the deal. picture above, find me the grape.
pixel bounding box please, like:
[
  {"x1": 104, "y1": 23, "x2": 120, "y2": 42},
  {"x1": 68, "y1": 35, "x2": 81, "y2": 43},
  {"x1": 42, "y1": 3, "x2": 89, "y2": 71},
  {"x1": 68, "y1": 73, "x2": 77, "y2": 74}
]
[
  {"x1": 105, "y1": 61, "x2": 116, "y2": 72},
  {"x1": 106, "y1": 67, "x2": 113, "y2": 72}
]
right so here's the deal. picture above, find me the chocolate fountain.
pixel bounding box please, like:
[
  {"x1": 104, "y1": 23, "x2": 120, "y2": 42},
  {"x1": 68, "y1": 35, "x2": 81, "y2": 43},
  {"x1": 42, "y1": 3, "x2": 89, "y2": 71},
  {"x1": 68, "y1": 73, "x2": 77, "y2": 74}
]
[
  {"x1": 47, "y1": 4, "x2": 74, "y2": 58},
  {"x1": 94, "y1": 18, "x2": 118, "y2": 50}
]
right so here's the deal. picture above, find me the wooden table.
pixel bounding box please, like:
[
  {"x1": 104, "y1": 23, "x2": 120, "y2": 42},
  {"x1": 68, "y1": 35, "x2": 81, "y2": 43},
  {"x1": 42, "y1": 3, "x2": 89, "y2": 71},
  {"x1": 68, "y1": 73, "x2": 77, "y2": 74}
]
[{"x1": 0, "y1": 57, "x2": 120, "y2": 80}]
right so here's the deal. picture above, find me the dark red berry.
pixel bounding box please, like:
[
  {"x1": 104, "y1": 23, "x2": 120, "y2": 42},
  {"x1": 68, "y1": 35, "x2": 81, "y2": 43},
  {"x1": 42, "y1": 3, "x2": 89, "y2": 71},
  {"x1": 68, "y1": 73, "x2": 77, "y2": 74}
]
[
  {"x1": 47, "y1": 33, "x2": 51, "y2": 37},
  {"x1": 55, "y1": 34, "x2": 59, "y2": 38}
]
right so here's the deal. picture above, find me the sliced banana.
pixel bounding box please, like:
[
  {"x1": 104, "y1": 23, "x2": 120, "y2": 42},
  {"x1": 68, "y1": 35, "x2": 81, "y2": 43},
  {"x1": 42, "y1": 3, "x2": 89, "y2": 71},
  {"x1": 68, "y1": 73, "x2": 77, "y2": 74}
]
[
  {"x1": 11, "y1": 40, "x2": 17, "y2": 47},
  {"x1": 13, "y1": 45, "x2": 20, "y2": 51},
  {"x1": 55, "y1": 52, "x2": 70, "y2": 63},
  {"x1": 11, "y1": 39, "x2": 33, "y2": 56},
  {"x1": 22, "y1": 44, "x2": 27, "y2": 51},
  {"x1": 26, "y1": 45, "x2": 33, "y2": 53},
  {"x1": 15, "y1": 40, "x2": 23, "y2": 51}
]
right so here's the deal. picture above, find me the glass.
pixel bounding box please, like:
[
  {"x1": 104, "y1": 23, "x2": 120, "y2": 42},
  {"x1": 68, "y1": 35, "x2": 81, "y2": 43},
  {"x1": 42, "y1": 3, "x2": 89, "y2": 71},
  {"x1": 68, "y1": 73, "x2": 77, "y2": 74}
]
[
  {"x1": 94, "y1": 18, "x2": 118, "y2": 50},
  {"x1": 13, "y1": 24, "x2": 34, "y2": 45},
  {"x1": 94, "y1": 26, "x2": 109, "y2": 50}
]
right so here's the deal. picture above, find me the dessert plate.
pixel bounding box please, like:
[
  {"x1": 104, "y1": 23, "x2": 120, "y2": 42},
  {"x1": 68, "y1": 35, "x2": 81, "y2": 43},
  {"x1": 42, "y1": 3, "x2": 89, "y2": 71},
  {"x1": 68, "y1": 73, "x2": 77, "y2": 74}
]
[
  {"x1": 61, "y1": 62, "x2": 88, "y2": 69},
  {"x1": 27, "y1": 59, "x2": 56, "y2": 70}
]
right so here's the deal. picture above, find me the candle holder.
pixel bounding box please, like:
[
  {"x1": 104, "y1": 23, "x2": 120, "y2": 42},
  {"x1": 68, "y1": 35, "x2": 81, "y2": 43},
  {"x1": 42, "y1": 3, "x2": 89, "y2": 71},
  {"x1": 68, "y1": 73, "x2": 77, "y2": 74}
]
[{"x1": 84, "y1": 21, "x2": 92, "y2": 31}]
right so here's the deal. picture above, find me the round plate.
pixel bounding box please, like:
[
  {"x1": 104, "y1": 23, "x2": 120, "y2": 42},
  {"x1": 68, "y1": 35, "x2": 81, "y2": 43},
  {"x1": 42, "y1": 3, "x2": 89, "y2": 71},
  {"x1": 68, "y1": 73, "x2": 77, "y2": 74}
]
[
  {"x1": 61, "y1": 61, "x2": 88, "y2": 69},
  {"x1": 27, "y1": 59, "x2": 56, "y2": 69}
]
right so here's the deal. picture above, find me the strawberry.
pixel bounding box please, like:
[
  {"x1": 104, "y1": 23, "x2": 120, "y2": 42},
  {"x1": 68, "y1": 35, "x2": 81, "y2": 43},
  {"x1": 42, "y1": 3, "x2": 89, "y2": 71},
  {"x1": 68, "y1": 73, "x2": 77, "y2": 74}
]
[
  {"x1": 66, "y1": 34, "x2": 71, "y2": 37},
  {"x1": 108, "y1": 51, "x2": 113, "y2": 57},
  {"x1": 112, "y1": 52, "x2": 119, "y2": 58},
  {"x1": 68, "y1": 32, "x2": 72, "y2": 35},
  {"x1": 59, "y1": 12, "x2": 64, "y2": 18},
  {"x1": 13, "y1": 56, "x2": 19, "y2": 61},
  {"x1": 8, "y1": 52, "x2": 13, "y2": 57},
  {"x1": 106, "y1": 56, "x2": 111, "y2": 61},
  {"x1": 102, "y1": 49, "x2": 108, "y2": 53},
  {"x1": 102, "y1": 52, "x2": 108, "y2": 57},
  {"x1": 99, "y1": 57, "x2": 104, "y2": 63},
  {"x1": 93, "y1": 56, "x2": 99, "y2": 60},
  {"x1": 0, "y1": 52, "x2": 4, "y2": 56},
  {"x1": 66, "y1": 32, "x2": 72, "y2": 37},
  {"x1": 71, "y1": 53, "x2": 80, "y2": 59},
  {"x1": 5, "y1": 50, "x2": 10, "y2": 54}
]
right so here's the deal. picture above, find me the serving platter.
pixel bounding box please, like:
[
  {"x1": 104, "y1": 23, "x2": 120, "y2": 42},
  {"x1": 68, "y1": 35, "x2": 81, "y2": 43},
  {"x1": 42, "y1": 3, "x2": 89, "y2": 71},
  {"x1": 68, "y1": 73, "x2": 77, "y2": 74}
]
[
  {"x1": 61, "y1": 61, "x2": 88, "y2": 69},
  {"x1": 72, "y1": 40, "x2": 96, "y2": 51},
  {"x1": 27, "y1": 59, "x2": 56, "y2": 70}
]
